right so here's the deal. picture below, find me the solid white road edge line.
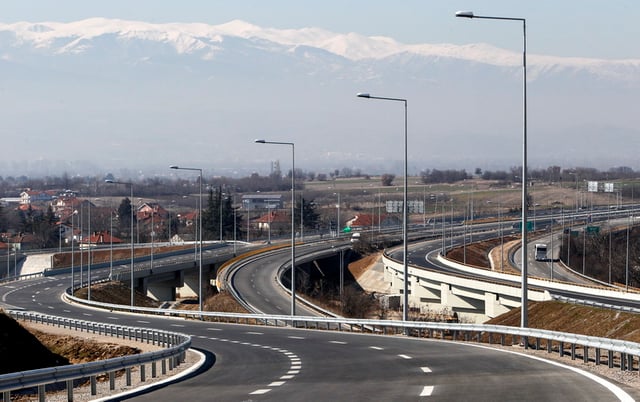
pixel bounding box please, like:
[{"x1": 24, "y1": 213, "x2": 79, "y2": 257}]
[
  {"x1": 92, "y1": 348, "x2": 207, "y2": 402},
  {"x1": 464, "y1": 343, "x2": 634, "y2": 402}
]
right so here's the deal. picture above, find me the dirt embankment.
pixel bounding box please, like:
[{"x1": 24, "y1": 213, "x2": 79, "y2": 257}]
[
  {"x1": 51, "y1": 244, "x2": 195, "y2": 269},
  {"x1": 0, "y1": 312, "x2": 140, "y2": 375}
]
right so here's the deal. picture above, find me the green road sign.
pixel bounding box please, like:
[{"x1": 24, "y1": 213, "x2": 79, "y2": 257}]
[{"x1": 586, "y1": 226, "x2": 600, "y2": 234}]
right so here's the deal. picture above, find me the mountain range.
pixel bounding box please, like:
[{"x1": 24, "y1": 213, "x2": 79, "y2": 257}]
[{"x1": 1, "y1": 18, "x2": 639, "y2": 178}]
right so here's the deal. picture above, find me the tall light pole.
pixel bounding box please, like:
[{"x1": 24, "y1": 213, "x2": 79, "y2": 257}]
[
  {"x1": 71, "y1": 210, "x2": 77, "y2": 292},
  {"x1": 6, "y1": 239, "x2": 9, "y2": 279},
  {"x1": 334, "y1": 192, "x2": 341, "y2": 238},
  {"x1": 357, "y1": 92, "x2": 409, "y2": 323},
  {"x1": 105, "y1": 179, "x2": 135, "y2": 308},
  {"x1": 455, "y1": 10, "x2": 529, "y2": 329},
  {"x1": 255, "y1": 139, "x2": 296, "y2": 316},
  {"x1": 109, "y1": 209, "x2": 114, "y2": 280},
  {"x1": 87, "y1": 200, "x2": 91, "y2": 301},
  {"x1": 170, "y1": 165, "x2": 204, "y2": 314}
]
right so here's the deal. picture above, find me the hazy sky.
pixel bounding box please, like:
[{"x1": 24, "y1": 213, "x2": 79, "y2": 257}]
[
  {"x1": 2, "y1": 1, "x2": 639, "y2": 178},
  {"x1": 3, "y1": 0, "x2": 639, "y2": 59}
]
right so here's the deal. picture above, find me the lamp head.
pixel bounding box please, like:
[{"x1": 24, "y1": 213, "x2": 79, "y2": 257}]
[
  {"x1": 254, "y1": 139, "x2": 266, "y2": 143},
  {"x1": 169, "y1": 165, "x2": 179, "y2": 169},
  {"x1": 104, "y1": 179, "x2": 114, "y2": 183},
  {"x1": 356, "y1": 93, "x2": 370, "y2": 98},
  {"x1": 455, "y1": 11, "x2": 474, "y2": 18}
]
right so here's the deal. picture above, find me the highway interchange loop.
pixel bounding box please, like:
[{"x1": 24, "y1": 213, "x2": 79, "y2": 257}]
[{"x1": 1, "y1": 241, "x2": 637, "y2": 401}]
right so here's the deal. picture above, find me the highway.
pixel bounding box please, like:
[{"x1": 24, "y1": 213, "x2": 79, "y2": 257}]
[{"x1": 0, "y1": 242, "x2": 637, "y2": 400}]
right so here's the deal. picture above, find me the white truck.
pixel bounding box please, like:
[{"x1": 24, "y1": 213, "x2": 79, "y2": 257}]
[{"x1": 535, "y1": 244, "x2": 548, "y2": 261}]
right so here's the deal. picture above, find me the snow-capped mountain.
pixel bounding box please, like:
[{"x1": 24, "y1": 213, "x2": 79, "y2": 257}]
[{"x1": 0, "y1": 18, "x2": 638, "y2": 177}]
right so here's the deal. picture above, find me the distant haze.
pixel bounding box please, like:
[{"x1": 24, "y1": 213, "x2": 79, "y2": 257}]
[{"x1": 1, "y1": 18, "x2": 639, "y2": 179}]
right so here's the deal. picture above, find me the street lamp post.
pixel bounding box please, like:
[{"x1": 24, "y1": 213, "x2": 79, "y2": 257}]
[
  {"x1": 71, "y1": 210, "x2": 78, "y2": 292},
  {"x1": 334, "y1": 192, "x2": 341, "y2": 238},
  {"x1": 255, "y1": 139, "x2": 297, "y2": 316},
  {"x1": 109, "y1": 209, "x2": 114, "y2": 280},
  {"x1": 105, "y1": 179, "x2": 135, "y2": 308},
  {"x1": 357, "y1": 92, "x2": 409, "y2": 323},
  {"x1": 170, "y1": 165, "x2": 204, "y2": 314},
  {"x1": 88, "y1": 201, "x2": 91, "y2": 301},
  {"x1": 456, "y1": 10, "x2": 529, "y2": 329}
]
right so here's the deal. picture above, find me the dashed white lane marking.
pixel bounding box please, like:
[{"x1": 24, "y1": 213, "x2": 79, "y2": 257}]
[
  {"x1": 370, "y1": 346, "x2": 384, "y2": 350},
  {"x1": 63, "y1": 310, "x2": 71, "y2": 313},
  {"x1": 47, "y1": 306, "x2": 54, "y2": 309},
  {"x1": 420, "y1": 386, "x2": 435, "y2": 396},
  {"x1": 288, "y1": 336, "x2": 305, "y2": 340},
  {"x1": 421, "y1": 367, "x2": 432, "y2": 373},
  {"x1": 82, "y1": 313, "x2": 92, "y2": 316},
  {"x1": 206, "y1": 327, "x2": 222, "y2": 331},
  {"x1": 106, "y1": 316, "x2": 119, "y2": 320},
  {"x1": 246, "y1": 331, "x2": 263, "y2": 335},
  {"x1": 204, "y1": 336, "x2": 301, "y2": 397},
  {"x1": 137, "y1": 320, "x2": 150, "y2": 324},
  {"x1": 329, "y1": 341, "x2": 347, "y2": 345},
  {"x1": 398, "y1": 354, "x2": 412, "y2": 360},
  {"x1": 170, "y1": 324, "x2": 185, "y2": 327}
]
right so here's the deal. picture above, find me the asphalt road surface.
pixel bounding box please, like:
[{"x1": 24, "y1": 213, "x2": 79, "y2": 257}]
[{"x1": 1, "y1": 257, "x2": 636, "y2": 400}]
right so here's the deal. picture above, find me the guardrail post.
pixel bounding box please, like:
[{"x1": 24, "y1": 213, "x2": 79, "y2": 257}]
[
  {"x1": 547, "y1": 339, "x2": 552, "y2": 353},
  {"x1": 90, "y1": 376, "x2": 97, "y2": 395},
  {"x1": 608, "y1": 350, "x2": 614, "y2": 368},
  {"x1": 628, "y1": 354, "x2": 634, "y2": 372},
  {"x1": 140, "y1": 364, "x2": 146, "y2": 382},
  {"x1": 126, "y1": 367, "x2": 132, "y2": 386},
  {"x1": 162, "y1": 359, "x2": 167, "y2": 375},
  {"x1": 595, "y1": 348, "x2": 601, "y2": 365},
  {"x1": 583, "y1": 346, "x2": 589, "y2": 363},
  {"x1": 66, "y1": 380, "x2": 74, "y2": 401},
  {"x1": 37, "y1": 384, "x2": 45, "y2": 402},
  {"x1": 109, "y1": 371, "x2": 115, "y2": 390},
  {"x1": 152, "y1": 361, "x2": 157, "y2": 378},
  {"x1": 535, "y1": 338, "x2": 541, "y2": 350},
  {"x1": 169, "y1": 357, "x2": 174, "y2": 371},
  {"x1": 571, "y1": 344, "x2": 576, "y2": 360},
  {"x1": 621, "y1": 353, "x2": 627, "y2": 371},
  {"x1": 3, "y1": 390, "x2": 9, "y2": 401},
  {"x1": 559, "y1": 342, "x2": 564, "y2": 357}
]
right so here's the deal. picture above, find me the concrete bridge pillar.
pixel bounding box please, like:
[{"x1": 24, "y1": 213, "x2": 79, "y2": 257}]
[{"x1": 177, "y1": 270, "x2": 200, "y2": 298}]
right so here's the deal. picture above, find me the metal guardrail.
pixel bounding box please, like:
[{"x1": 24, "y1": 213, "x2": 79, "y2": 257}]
[
  {"x1": 0, "y1": 310, "x2": 191, "y2": 401},
  {"x1": 553, "y1": 295, "x2": 640, "y2": 315},
  {"x1": 0, "y1": 271, "x2": 43, "y2": 284},
  {"x1": 65, "y1": 291, "x2": 640, "y2": 375}
]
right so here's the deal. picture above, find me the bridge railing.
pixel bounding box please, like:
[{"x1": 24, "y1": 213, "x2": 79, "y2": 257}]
[
  {"x1": 64, "y1": 291, "x2": 640, "y2": 375},
  {"x1": 0, "y1": 310, "x2": 191, "y2": 401}
]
